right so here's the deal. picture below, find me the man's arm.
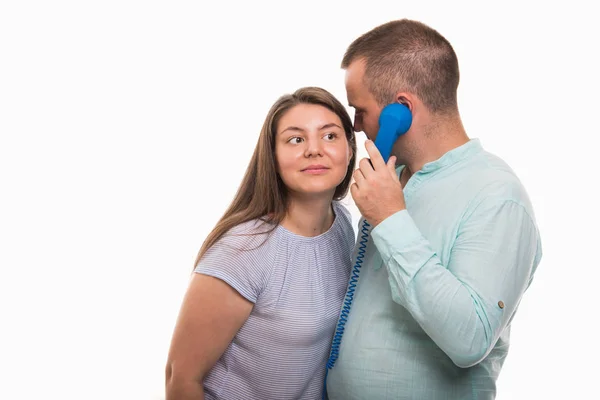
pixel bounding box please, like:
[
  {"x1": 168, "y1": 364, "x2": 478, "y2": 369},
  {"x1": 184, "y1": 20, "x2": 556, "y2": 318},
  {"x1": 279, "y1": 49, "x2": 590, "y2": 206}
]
[{"x1": 371, "y1": 198, "x2": 541, "y2": 367}]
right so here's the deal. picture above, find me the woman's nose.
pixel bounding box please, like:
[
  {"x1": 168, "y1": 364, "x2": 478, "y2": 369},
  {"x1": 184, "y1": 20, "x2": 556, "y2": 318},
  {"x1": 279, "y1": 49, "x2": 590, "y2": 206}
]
[{"x1": 304, "y1": 137, "x2": 324, "y2": 157}]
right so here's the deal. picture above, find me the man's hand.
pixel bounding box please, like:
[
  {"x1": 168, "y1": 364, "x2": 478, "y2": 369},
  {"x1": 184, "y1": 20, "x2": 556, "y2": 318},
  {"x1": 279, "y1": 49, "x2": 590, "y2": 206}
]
[{"x1": 350, "y1": 140, "x2": 406, "y2": 227}]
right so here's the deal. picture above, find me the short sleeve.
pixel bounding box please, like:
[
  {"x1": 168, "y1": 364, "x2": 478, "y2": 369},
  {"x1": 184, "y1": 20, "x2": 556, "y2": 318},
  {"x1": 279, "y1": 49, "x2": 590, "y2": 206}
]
[{"x1": 194, "y1": 221, "x2": 277, "y2": 303}]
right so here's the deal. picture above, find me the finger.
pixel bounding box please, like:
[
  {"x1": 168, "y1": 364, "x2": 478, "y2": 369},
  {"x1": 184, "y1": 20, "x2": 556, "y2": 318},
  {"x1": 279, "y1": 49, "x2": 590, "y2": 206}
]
[
  {"x1": 350, "y1": 182, "x2": 359, "y2": 201},
  {"x1": 364, "y1": 140, "x2": 386, "y2": 171},
  {"x1": 387, "y1": 156, "x2": 398, "y2": 179},
  {"x1": 358, "y1": 157, "x2": 375, "y2": 178},
  {"x1": 353, "y1": 168, "x2": 366, "y2": 187}
]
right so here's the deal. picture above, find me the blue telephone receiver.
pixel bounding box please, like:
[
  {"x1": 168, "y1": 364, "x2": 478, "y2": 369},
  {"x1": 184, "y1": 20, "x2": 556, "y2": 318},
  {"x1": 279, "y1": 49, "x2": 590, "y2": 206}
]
[
  {"x1": 322, "y1": 102, "x2": 412, "y2": 398},
  {"x1": 373, "y1": 102, "x2": 413, "y2": 162}
]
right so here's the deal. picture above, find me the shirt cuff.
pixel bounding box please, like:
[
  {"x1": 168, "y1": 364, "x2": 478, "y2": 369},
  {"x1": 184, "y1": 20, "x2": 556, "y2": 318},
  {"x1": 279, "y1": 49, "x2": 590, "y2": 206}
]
[{"x1": 371, "y1": 209, "x2": 423, "y2": 259}]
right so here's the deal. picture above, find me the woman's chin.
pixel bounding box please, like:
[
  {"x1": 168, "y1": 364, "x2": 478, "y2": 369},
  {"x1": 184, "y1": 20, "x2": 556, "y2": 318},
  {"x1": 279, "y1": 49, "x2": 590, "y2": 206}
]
[{"x1": 288, "y1": 185, "x2": 337, "y2": 199}]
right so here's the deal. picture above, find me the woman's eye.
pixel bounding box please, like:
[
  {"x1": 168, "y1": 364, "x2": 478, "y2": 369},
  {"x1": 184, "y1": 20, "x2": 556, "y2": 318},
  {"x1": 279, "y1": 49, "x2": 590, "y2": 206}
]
[
  {"x1": 323, "y1": 133, "x2": 337, "y2": 141},
  {"x1": 288, "y1": 137, "x2": 303, "y2": 144}
]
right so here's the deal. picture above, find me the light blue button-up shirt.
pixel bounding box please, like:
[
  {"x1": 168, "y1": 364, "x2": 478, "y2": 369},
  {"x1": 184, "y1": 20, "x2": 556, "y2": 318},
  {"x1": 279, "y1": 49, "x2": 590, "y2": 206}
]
[{"x1": 326, "y1": 139, "x2": 542, "y2": 400}]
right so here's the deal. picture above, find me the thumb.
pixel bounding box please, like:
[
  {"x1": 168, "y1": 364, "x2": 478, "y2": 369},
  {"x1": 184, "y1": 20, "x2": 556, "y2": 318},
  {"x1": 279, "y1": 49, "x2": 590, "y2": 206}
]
[{"x1": 387, "y1": 156, "x2": 398, "y2": 179}]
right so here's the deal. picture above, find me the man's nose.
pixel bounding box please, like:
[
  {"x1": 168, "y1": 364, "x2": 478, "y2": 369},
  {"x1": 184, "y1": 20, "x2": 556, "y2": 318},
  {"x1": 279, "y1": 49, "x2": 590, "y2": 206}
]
[{"x1": 353, "y1": 118, "x2": 363, "y2": 133}]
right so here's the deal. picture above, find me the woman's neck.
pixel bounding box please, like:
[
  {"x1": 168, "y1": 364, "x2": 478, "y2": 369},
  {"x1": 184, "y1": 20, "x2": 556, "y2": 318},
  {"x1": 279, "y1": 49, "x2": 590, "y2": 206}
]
[{"x1": 281, "y1": 195, "x2": 335, "y2": 237}]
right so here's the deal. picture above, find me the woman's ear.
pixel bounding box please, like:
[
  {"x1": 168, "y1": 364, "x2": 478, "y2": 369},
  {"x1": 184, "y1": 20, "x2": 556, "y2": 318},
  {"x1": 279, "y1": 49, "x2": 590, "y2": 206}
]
[{"x1": 346, "y1": 142, "x2": 354, "y2": 165}]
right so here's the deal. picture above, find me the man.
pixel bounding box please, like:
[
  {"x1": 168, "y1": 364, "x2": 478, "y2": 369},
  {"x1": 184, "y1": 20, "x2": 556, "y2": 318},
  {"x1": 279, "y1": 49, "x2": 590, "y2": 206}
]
[{"x1": 325, "y1": 19, "x2": 542, "y2": 399}]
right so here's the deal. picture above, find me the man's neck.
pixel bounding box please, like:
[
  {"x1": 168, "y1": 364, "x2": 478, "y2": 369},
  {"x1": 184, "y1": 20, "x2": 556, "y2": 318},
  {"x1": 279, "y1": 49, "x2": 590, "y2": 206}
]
[{"x1": 400, "y1": 116, "x2": 469, "y2": 183}]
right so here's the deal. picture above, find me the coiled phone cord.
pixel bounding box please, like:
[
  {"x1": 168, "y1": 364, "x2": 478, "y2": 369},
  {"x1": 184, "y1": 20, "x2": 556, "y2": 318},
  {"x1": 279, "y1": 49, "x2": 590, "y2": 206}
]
[{"x1": 322, "y1": 218, "x2": 371, "y2": 398}]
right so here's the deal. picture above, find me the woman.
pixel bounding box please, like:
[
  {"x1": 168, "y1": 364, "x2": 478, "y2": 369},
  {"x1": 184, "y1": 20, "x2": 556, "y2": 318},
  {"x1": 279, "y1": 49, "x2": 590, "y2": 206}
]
[{"x1": 165, "y1": 87, "x2": 357, "y2": 399}]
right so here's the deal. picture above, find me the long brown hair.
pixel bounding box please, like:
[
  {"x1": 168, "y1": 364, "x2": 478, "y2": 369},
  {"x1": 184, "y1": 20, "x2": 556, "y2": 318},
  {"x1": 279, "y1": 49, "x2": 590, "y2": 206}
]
[{"x1": 194, "y1": 86, "x2": 357, "y2": 266}]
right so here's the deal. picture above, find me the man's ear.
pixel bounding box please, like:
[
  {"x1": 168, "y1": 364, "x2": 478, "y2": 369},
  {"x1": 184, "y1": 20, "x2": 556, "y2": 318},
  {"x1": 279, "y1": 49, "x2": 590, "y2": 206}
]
[{"x1": 395, "y1": 92, "x2": 414, "y2": 112}]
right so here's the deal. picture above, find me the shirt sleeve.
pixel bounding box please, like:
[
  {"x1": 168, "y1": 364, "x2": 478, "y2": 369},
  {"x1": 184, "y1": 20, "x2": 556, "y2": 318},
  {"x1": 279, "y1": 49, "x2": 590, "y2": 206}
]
[
  {"x1": 370, "y1": 198, "x2": 542, "y2": 368},
  {"x1": 194, "y1": 227, "x2": 275, "y2": 303}
]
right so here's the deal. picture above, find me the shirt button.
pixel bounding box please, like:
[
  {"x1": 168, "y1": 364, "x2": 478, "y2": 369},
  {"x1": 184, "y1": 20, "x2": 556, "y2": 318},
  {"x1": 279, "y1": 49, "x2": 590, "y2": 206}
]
[{"x1": 498, "y1": 301, "x2": 505, "y2": 309}]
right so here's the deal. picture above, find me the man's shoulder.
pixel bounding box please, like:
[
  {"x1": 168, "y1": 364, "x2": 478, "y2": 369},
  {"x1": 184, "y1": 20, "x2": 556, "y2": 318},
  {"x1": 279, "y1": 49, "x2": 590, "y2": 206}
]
[{"x1": 459, "y1": 149, "x2": 535, "y2": 213}]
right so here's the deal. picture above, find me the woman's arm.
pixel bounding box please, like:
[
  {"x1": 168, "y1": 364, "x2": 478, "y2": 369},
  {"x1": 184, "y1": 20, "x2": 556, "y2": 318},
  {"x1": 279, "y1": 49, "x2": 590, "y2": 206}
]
[{"x1": 165, "y1": 273, "x2": 254, "y2": 400}]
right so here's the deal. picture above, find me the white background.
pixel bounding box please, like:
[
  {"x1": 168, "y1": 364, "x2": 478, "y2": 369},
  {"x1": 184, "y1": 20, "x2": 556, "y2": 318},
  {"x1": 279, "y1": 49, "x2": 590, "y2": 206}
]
[{"x1": 1, "y1": 1, "x2": 598, "y2": 399}]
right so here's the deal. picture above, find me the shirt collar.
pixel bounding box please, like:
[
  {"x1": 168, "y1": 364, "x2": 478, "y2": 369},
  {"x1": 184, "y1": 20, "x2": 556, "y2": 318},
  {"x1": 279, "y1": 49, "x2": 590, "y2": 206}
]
[{"x1": 397, "y1": 138, "x2": 483, "y2": 176}]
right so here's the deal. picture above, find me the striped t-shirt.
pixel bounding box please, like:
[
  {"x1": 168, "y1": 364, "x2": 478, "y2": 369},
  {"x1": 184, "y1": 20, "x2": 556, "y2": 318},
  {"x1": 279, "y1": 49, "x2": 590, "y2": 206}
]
[{"x1": 195, "y1": 201, "x2": 355, "y2": 399}]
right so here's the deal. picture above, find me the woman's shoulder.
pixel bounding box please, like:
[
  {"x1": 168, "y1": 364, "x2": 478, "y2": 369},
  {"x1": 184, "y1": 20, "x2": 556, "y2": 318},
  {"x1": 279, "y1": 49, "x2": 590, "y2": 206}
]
[
  {"x1": 196, "y1": 218, "x2": 280, "y2": 303},
  {"x1": 332, "y1": 200, "x2": 353, "y2": 228},
  {"x1": 227, "y1": 217, "x2": 274, "y2": 236},
  {"x1": 215, "y1": 218, "x2": 279, "y2": 253},
  {"x1": 332, "y1": 200, "x2": 357, "y2": 247},
  {"x1": 197, "y1": 218, "x2": 280, "y2": 276}
]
